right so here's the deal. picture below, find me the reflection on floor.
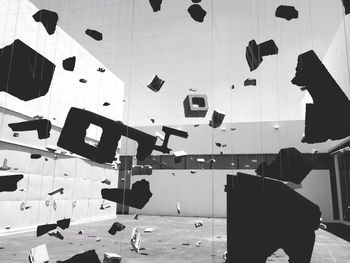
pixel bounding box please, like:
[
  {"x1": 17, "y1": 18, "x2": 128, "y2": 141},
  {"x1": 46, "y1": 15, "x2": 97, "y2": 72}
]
[{"x1": 0, "y1": 215, "x2": 349, "y2": 262}]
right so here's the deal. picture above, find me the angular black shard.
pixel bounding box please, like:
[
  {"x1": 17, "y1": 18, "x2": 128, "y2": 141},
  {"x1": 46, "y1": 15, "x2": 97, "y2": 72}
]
[
  {"x1": 231, "y1": 84, "x2": 235, "y2": 89},
  {"x1": 292, "y1": 50, "x2": 350, "y2": 143},
  {"x1": 57, "y1": 218, "x2": 70, "y2": 230},
  {"x1": 342, "y1": 0, "x2": 350, "y2": 15},
  {"x1": 97, "y1": 67, "x2": 105, "y2": 73},
  {"x1": 147, "y1": 75, "x2": 165, "y2": 92},
  {"x1": 8, "y1": 119, "x2": 51, "y2": 139},
  {"x1": 246, "y1": 39, "x2": 278, "y2": 71},
  {"x1": 37, "y1": 223, "x2": 57, "y2": 237},
  {"x1": 149, "y1": 0, "x2": 163, "y2": 12},
  {"x1": 62, "y1": 56, "x2": 76, "y2": 71},
  {"x1": 48, "y1": 231, "x2": 64, "y2": 240},
  {"x1": 225, "y1": 173, "x2": 321, "y2": 263},
  {"x1": 134, "y1": 214, "x2": 139, "y2": 220},
  {"x1": 30, "y1": 154, "x2": 42, "y2": 159},
  {"x1": 0, "y1": 39, "x2": 55, "y2": 101},
  {"x1": 101, "y1": 179, "x2": 111, "y2": 185},
  {"x1": 150, "y1": 118, "x2": 155, "y2": 124},
  {"x1": 192, "y1": 0, "x2": 202, "y2": 3},
  {"x1": 255, "y1": 147, "x2": 314, "y2": 184},
  {"x1": 183, "y1": 94, "x2": 209, "y2": 117},
  {"x1": 215, "y1": 142, "x2": 222, "y2": 147},
  {"x1": 209, "y1": 110, "x2": 225, "y2": 128},
  {"x1": 275, "y1": 5, "x2": 298, "y2": 21},
  {"x1": 33, "y1": 9, "x2": 58, "y2": 35},
  {"x1": 244, "y1": 78, "x2": 256, "y2": 86},
  {"x1": 103, "y1": 102, "x2": 110, "y2": 106},
  {"x1": 48, "y1": 187, "x2": 64, "y2": 196},
  {"x1": 0, "y1": 174, "x2": 23, "y2": 192},
  {"x1": 79, "y1": 78, "x2": 87, "y2": 83},
  {"x1": 108, "y1": 222, "x2": 126, "y2": 235},
  {"x1": 85, "y1": 29, "x2": 103, "y2": 41},
  {"x1": 57, "y1": 250, "x2": 101, "y2": 263},
  {"x1": 101, "y1": 179, "x2": 153, "y2": 209},
  {"x1": 188, "y1": 4, "x2": 207, "y2": 23}
]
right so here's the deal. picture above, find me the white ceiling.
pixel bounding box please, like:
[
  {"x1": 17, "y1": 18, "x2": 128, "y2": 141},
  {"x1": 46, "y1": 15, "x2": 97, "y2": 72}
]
[{"x1": 29, "y1": 0, "x2": 345, "y2": 126}]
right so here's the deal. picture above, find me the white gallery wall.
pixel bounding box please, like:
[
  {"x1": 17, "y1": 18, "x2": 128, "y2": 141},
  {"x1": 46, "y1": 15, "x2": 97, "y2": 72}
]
[{"x1": 0, "y1": 0, "x2": 125, "y2": 233}]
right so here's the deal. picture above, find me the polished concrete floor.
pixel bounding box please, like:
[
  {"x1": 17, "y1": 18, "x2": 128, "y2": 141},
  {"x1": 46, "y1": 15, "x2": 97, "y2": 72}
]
[{"x1": 0, "y1": 215, "x2": 349, "y2": 262}]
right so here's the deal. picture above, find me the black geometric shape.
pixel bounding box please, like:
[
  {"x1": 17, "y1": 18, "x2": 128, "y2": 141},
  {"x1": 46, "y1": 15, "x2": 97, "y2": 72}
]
[
  {"x1": 149, "y1": 0, "x2": 163, "y2": 12},
  {"x1": 30, "y1": 154, "x2": 42, "y2": 159},
  {"x1": 342, "y1": 0, "x2": 350, "y2": 15},
  {"x1": 97, "y1": 68, "x2": 105, "y2": 72},
  {"x1": 147, "y1": 75, "x2": 165, "y2": 92},
  {"x1": 101, "y1": 179, "x2": 111, "y2": 185},
  {"x1": 192, "y1": 0, "x2": 202, "y2": 3},
  {"x1": 8, "y1": 119, "x2": 51, "y2": 139},
  {"x1": 131, "y1": 165, "x2": 152, "y2": 176},
  {"x1": 275, "y1": 5, "x2": 298, "y2": 21},
  {"x1": 57, "y1": 107, "x2": 157, "y2": 163},
  {"x1": 32, "y1": 9, "x2": 58, "y2": 35},
  {"x1": 153, "y1": 126, "x2": 189, "y2": 154},
  {"x1": 292, "y1": 50, "x2": 350, "y2": 143},
  {"x1": 36, "y1": 223, "x2": 57, "y2": 237},
  {"x1": 255, "y1": 147, "x2": 314, "y2": 184},
  {"x1": 0, "y1": 174, "x2": 23, "y2": 192},
  {"x1": 209, "y1": 110, "x2": 225, "y2": 128},
  {"x1": 225, "y1": 173, "x2": 321, "y2": 262},
  {"x1": 188, "y1": 4, "x2": 207, "y2": 23},
  {"x1": 79, "y1": 78, "x2": 87, "y2": 83},
  {"x1": 48, "y1": 187, "x2": 64, "y2": 196},
  {"x1": 103, "y1": 102, "x2": 110, "y2": 106},
  {"x1": 62, "y1": 56, "x2": 76, "y2": 71},
  {"x1": 57, "y1": 218, "x2": 70, "y2": 230},
  {"x1": 57, "y1": 250, "x2": 101, "y2": 263},
  {"x1": 101, "y1": 179, "x2": 153, "y2": 209},
  {"x1": 85, "y1": 29, "x2": 103, "y2": 41},
  {"x1": 48, "y1": 231, "x2": 64, "y2": 240},
  {"x1": 150, "y1": 118, "x2": 155, "y2": 124},
  {"x1": 244, "y1": 78, "x2": 256, "y2": 86},
  {"x1": 183, "y1": 94, "x2": 209, "y2": 117},
  {"x1": 108, "y1": 222, "x2": 126, "y2": 235},
  {"x1": 246, "y1": 39, "x2": 278, "y2": 71},
  {"x1": 0, "y1": 39, "x2": 55, "y2": 101}
]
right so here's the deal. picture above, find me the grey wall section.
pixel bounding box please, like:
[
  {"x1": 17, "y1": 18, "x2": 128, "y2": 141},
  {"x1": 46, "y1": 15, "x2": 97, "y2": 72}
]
[
  {"x1": 0, "y1": 106, "x2": 118, "y2": 233},
  {"x1": 129, "y1": 169, "x2": 334, "y2": 222}
]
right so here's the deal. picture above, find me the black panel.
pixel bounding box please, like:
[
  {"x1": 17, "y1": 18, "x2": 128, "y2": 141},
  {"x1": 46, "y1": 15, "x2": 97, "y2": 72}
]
[
  {"x1": 211, "y1": 155, "x2": 238, "y2": 169},
  {"x1": 185, "y1": 155, "x2": 211, "y2": 170},
  {"x1": 160, "y1": 155, "x2": 186, "y2": 169},
  {"x1": 119, "y1": 156, "x2": 132, "y2": 170},
  {"x1": 238, "y1": 154, "x2": 265, "y2": 169},
  {"x1": 137, "y1": 156, "x2": 161, "y2": 169}
]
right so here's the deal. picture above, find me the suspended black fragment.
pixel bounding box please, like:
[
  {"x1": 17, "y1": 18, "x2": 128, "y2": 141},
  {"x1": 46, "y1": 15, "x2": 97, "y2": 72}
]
[
  {"x1": 48, "y1": 187, "x2": 64, "y2": 196},
  {"x1": 97, "y1": 67, "x2": 105, "y2": 72},
  {"x1": 244, "y1": 78, "x2": 256, "y2": 86},
  {"x1": 292, "y1": 50, "x2": 350, "y2": 143},
  {"x1": 57, "y1": 250, "x2": 101, "y2": 263},
  {"x1": 147, "y1": 75, "x2": 165, "y2": 92},
  {"x1": 0, "y1": 39, "x2": 55, "y2": 101},
  {"x1": 101, "y1": 179, "x2": 153, "y2": 209},
  {"x1": 275, "y1": 5, "x2": 298, "y2": 21},
  {"x1": 183, "y1": 94, "x2": 209, "y2": 117},
  {"x1": 48, "y1": 231, "x2": 64, "y2": 240},
  {"x1": 0, "y1": 174, "x2": 23, "y2": 192},
  {"x1": 85, "y1": 29, "x2": 103, "y2": 41},
  {"x1": 37, "y1": 223, "x2": 57, "y2": 237},
  {"x1": 342, "y1": 0, "x2": 350, "y2": 15},
  {"x1": 255, "y1": 147, "x2": 314, "y2": 184},
  {"x1": 58, "y1": 108, "x2": 188, "y2": 163},
  {"x1": 209, "y1": 110, "x2": 225, "y2": 128},
  {"x1": 103, "y1": 102, "x2": 110, "y2": 106},
  {"x1": 188, "y1": 4, "x2": 207, "y2": 23},
  {"x1": 62, "y1": 56, "x2": 76, "y2": 71},
  {"x1": 8, "y1": 119, "x2": 51, "y2": 139},
  {"x1": 32, "y1": 9, "x2": 58, "y2": 35},
  {"x1": 101, "y1": 179, "x2": 111, "y2": 185},
  {"x1": 225, "y1": 173, "x2": 321, "y2": 262},
  {"x1": 149, "y1": 0, "x2": 163, "y2": 12},
  {"x1": 108, "y1": 222, "x2": 126, "y2": 235},
  {"x1": 246, "y1": 39, "x2": 278, "y2": 71},
  {"x1": 79, "y1": 78, "x2": 87, "y2": 83},
  {"x1": 30, "y1": 154, "x2": 42, "y2": 159},
  {"x1": 57, "y1": 218, "x2": 71, "y2": 230}
]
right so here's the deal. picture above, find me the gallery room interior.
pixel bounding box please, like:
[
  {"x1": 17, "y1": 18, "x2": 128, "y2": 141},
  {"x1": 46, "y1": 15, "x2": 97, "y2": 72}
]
[{"x1": 0, "y1": 0, "x2": 350, "y2": 262}]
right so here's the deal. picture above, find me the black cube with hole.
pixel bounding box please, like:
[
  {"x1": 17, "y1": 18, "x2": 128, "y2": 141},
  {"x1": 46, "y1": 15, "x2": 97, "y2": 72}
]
[{"x1": 183, "y1": 94, "x2": 208, "y2": 117}]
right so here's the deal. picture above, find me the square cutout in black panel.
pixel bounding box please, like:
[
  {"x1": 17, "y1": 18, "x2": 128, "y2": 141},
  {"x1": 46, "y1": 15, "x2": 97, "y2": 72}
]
[
  {"x1": 192, "y1": 97, "x2": 206, "y2": 107},
  {"x1": 137, "y1": 156, "x2": 161, "y2": 169},
  {"x1": 161, "y1": 155, "x2": 186, "y2": 169}
]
